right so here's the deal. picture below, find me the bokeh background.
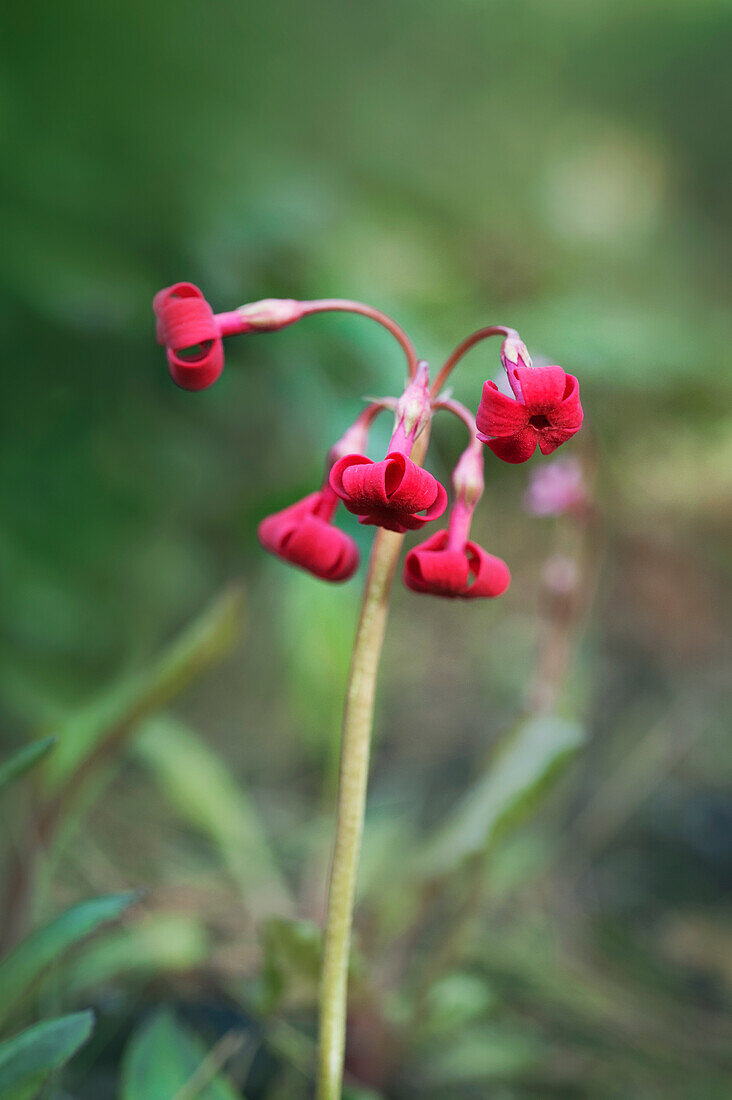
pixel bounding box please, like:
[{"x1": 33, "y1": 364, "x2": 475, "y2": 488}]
[{"x1": 2, "y1": 1, "x2": 731, "y2": 1097}]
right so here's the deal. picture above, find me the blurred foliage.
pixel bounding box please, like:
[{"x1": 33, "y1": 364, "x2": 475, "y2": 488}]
[{"x1": 1, "y1": 0, "x2": 731, "y2": 1096}]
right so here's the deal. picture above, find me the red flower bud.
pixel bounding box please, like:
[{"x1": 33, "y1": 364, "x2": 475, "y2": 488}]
[
  {"x1": 153, "y1": 282, "x2": 224, "y2": 391},
  {"x1": 329, "y1": 453, "x2": 447, "y2": 533},
  {"x1": 476, "y1": 363, "x2": 582, "y2": 464},
  {"x1": 404, "y1": 529, "x2": 510, "y2": 599},
  {"x1": 258, "y1": 487, "x2": 359, "y2": 582}
]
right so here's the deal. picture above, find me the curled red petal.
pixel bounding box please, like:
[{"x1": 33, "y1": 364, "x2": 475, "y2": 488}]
[
  {"x1": 545, "y1": 372, "x2": 583, "y2": 431},
  {"x1": 153, "y1": 282, "x2": 224, "y2": 390},
  {"x1": 537, "y1": 426, "x2": 579, "y2": 455},
  {"x1": 258, "y1": 492, "x2": 359, "y2": 582},
  {"x1": 404, "y1": 531, "x2": 469, "y2": 597},
  {"x1": 383, "y1": 454, "x2": 443, "y2": 512},
  {"x1": 484, "y1": 427, "x2": 538, "y2": 464},
  {"x1": 476, "y1": 381, "x2": 529, "y2": 439},
  {"x1": 513, "y1": 364, "x2": 568, "y2": 413},
  {"x1": 167, "y1": 341, "x2": 224, "y2": 391},
  {"x1": 463, "y1": 541, "x2": 511, "y2": 598},
  {"x1": 329, "y1": 454, "x2": 378, "y2": 511}
]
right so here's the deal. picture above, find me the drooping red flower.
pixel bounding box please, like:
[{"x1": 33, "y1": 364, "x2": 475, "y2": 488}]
[
  {"x1": 329, "y1": 452, "x2": 447, "y2": 534},
  {"x1": 476, "y1": 363, "x2": 582, "y2": 464},
  {"x1": 258, "y1": 486, "x2": 359, "y2": 582},
  {"x1": 404, "y1": 529, "x2": 510, "y2": 598},
  {"x1": 329, "y1": 360, "x2": 447, "y2": 533},
  {"x1": 154, "y1": 282, "x2": 224, "y2": 391},
  {"x1": 404, "y1": 441, "x2": 510, "y2": 599}
]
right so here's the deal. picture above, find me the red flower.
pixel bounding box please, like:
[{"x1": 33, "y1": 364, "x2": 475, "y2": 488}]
[
  {"x1": 329, "y1": 452, "x2": 447, "y2": 534},
  {"x1": 476, "y1": 363, "x2": 582, "y2": 464},
  {"x1": 404, "y1": 529, "x2": 510, "y2": 599},
  {"x1": 258, "y1": 486, "x2": 359, "y2": 582},
  {"x1": 153, "y1": 282, "x2": 224, "y2": 391}
]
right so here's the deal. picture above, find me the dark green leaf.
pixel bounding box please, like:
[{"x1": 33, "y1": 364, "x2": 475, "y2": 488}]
[{"x1": 0, "y1": 1010, "x2": 94, "y2": 1100}]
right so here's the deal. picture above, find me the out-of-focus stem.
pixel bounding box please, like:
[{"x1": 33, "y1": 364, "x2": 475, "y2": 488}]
[
  {"x1": 432, "y1": 396, "x2": 479, "y2": 441},
  {"x1": 431, "y1": 324, "x2": 517, "y2": 396},
  {"x1": 302, "y1": 299, "x2": 419, "y2": 378},
  {"x1": 316, "y1": 433, "x2": 429, "y2": 1100}
]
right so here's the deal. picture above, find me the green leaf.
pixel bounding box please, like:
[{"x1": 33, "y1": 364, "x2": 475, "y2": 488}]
[
  {"x1": 133, "y1": 716, "x2": 292, "y2": 916},
  {"x1": 0, "y1": 1010, "x2": 94, "y2": 1100},
  {"x1": 56, "y1": 915, "x2": 208, "y2": 1002},
  {"x1": 418, "y1": 715, "x2": 585, "y2": 879},
  {"x1": 45, "y1": 585, "x2": 244, "y2": 790},
  {"x1": 120, "y1": 1009, "x2": 242, "y2": 1100},
  {"x1": 0, "y1": 737, "x2": 56, "y2": 794},
  {"x1": 0, "y1": 893, "x2": 137, "y2": 1026}
]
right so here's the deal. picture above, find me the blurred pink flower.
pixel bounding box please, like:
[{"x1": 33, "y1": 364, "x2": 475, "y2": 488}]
[{"x1": 523, "y1": 457, "x2": 587, "y2": 517}]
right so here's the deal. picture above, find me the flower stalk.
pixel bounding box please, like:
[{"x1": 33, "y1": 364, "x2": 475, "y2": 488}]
[{"x1": 316, "y1": 431, "x2": 429, "y2": 1100}]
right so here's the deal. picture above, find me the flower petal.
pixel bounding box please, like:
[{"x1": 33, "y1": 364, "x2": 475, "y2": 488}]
[
  {"x1": 258, "y1": 492, "x2": 359, "y2": 581},
  {"x1": 464, "y1": 542, "x2": 511, "y2": 598},
  {"x1": 476, "y1": 381, "x2": 529, "y2": 438},
  {"x1": 545, "y1": 372, "x2": 583, "y2": 431},
  {"x1": 386, "y1": 454, "x2": 444, "y2": 512},
  {"x1": 404, "y1": 531, "x2": 468, "y2": 596},
  {"x1": 514, "y1": 365, "x2": 568, "y2": 413},
  {"x1": 485, "y1": 427, "x2": 538, "y2": 463},
  {"x1": 537, "y1": 427, "x2": 579, "y2": 455},
  {"x1": 281, "y1": 515, "x2": 359, "y2": 581},
  {"x1": 330, "y1": 453, "x2": 447, "y2": 530}
]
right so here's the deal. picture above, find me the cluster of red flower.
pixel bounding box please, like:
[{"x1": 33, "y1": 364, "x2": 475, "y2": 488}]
[{"x1": 154, "y1": 283, "x2": 582, "y2": 599}]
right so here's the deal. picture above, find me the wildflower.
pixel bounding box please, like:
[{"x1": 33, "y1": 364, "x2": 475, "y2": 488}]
[
  {"x1": 258, "y1": 485, "x2": 359, "y2": 582},
  {"x1": 329, "y1": 363, "x2": 447, "y2": 533},
  {"x1": 476, "y1": 339, "x2": 582, "y2": 463},
  {"x1": 404, "y1": 443, "x2": 510, "y2": 598}
]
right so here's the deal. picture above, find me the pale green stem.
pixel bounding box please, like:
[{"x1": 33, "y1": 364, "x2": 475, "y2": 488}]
[{"x1": 316, "y1": 433, "x2": 429, "y2": 1099}]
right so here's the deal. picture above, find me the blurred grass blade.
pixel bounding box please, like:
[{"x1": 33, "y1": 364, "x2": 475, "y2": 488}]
[
  {"x1": 0, "y1": 893, "x2": 137, "y2": 1025},
  {"x1": 418, "y1": 715, "x2": 585, "y2": 879},
  {"x1": 45, "y1": 585, "x2": 244, "y2": 790},
  {"x1": 134, "y1": 716, "x2": 292, "y2": 916},
  {"x1": 0, "y1": 1010, "x2": 94, "y2": 1100},
  {"x1": 0, "y1": 737, "x2": 56, "y2": 794},
  {"x1": 120, "y1": 1009, "x2": 243, "y2": 1100},
  {"x1": 55, "y1": 915, "x2": 208, "y2": 1003}
]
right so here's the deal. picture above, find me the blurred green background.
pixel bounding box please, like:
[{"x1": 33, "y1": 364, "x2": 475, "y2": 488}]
[{"x1": 1, "y1": 1, "x2": 731, "y2": 1097}]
